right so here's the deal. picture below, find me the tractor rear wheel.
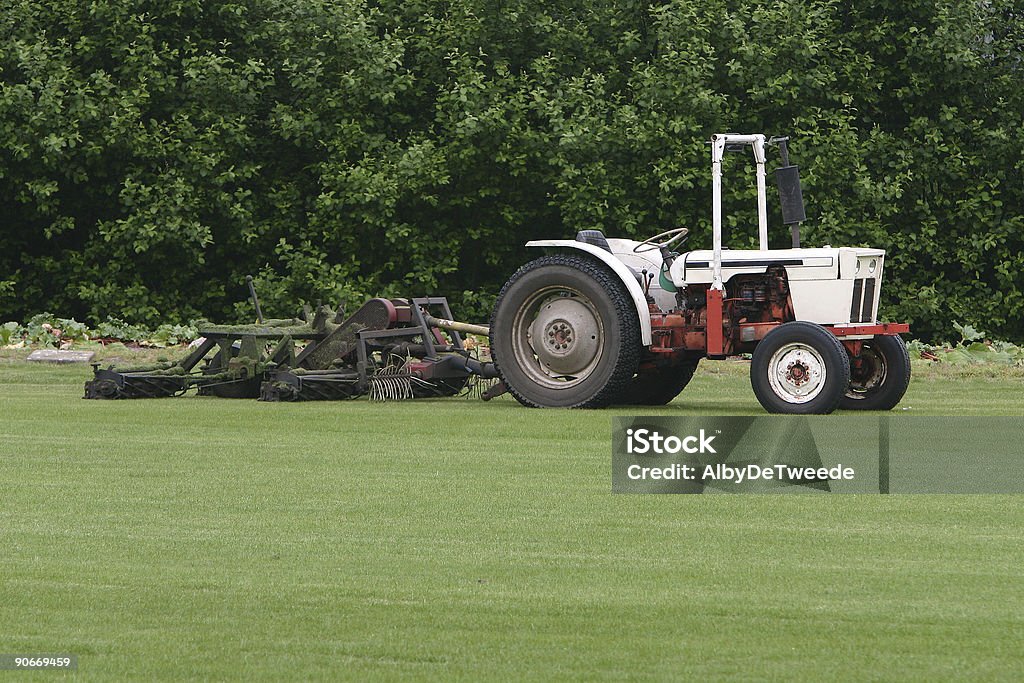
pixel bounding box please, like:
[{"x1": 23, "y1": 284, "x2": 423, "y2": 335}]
[
  {"x1": 490, "y1": 254, "x2": 641, "y2": 408},
  {"x1": 750, "y1": 321, "x2": 850, "y2": 414},
  {"x1": 621, "y1": 360, "x2": 700, "y2": 405},
  {"x1": 840, "y1": 335, "x2": 911, "y2": 411}
]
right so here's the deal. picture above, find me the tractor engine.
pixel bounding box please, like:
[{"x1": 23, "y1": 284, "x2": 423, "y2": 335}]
[
  {"x1": 647, "y1": 267, "x2": 794, "y2": 360},
  {"x1": 725, "y1": 267, "x2": 793, "y2": 352}
]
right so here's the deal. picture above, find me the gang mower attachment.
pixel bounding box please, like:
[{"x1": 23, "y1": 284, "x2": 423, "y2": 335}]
[
  {"x1": 84, "y1": 297, "x2": 500, "y2": 402},
  {"x1": 84, "y1": 315, "x2": 322, "y2": 400},
  {"x1": 259, "y1": 297, "x2": 498, "y2": 402},
  {"x1": 490, "y1": 133, "x2": 911, "y2": 414}
]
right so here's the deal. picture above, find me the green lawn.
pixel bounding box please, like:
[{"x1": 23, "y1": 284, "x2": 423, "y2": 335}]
[{"x1": 1, "y1": 356, "x2": 1023, "y2": 680}]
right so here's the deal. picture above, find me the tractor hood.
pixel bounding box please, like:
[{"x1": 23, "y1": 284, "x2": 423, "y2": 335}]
[
  {"x1": 671, "y1": 246, "x2": 887, "y2": 326},
  {"x1": 672, "y1": 247, "x2": 883, "y2": 285}
]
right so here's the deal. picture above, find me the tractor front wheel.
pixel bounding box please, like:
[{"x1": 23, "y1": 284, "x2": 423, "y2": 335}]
[
  {"x1": 750, "y1": 322, "x2": 850, "y2": 414},
  {"x1": 490, "y1": 254, "x2": 640, "y2": 408},
  {"x1": 840, "y1": 335, "x2": 911, "y2": 411}
]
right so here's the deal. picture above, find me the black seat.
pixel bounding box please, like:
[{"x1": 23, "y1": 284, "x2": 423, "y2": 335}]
[{"x1": 575, "y1": 230, "x2": 612, "y2": 252}]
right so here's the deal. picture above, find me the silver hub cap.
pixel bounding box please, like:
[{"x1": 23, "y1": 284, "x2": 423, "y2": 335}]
[
  {"x1": 767, "y1": 343, "x2": 826, "y2": 404},
  {"x1": 512, "y1": 289, "x2": 604, "y2": 389}
]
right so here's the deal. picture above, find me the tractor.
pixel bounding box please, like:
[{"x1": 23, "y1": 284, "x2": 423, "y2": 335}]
[{"x1": 488, "y1": 133, "x2": 911, "y2": 413}]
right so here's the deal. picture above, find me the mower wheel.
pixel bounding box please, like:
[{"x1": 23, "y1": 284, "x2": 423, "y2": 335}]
[
  {"x1": 840, "y1": 335, "x2": 911, "y2": 411},
  {"x1": 621, "y1": 359, "x2": 700, "y2": 405},
  {"x1": 750, "y1": 321, "x2": 850, "y2": 414},
  {"x1": 490, "y1": 254, "x2": 640, "y2": 408}
]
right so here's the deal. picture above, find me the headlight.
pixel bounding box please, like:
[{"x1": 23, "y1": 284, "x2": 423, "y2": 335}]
[
  {"x1": 868, "y1": 259, "x2": 877, "y2": 274},
  {"x1": 855, "y1": 260, "x2": 861, "y2": 274}
]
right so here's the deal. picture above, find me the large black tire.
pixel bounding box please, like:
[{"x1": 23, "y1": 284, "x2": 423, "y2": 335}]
[
  {"x1": 840, "y1": 335, "x2": 911, "y2": 411},
  {"x1": 750, "y1": 321, "x2": 850, "y2": 414},
  {"x1": 490, "y1": 254, "x2": 641, "y2": 408},
  {"x1": 621, "y1": 360, "x2": 701, "y2": 405}
]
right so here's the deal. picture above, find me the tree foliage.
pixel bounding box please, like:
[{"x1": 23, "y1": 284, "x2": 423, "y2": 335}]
[{"x1": 1, "y1": 0, "x2": 1022, "y2": 340}]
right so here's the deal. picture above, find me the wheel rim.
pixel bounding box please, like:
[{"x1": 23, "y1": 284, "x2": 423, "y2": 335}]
[
  {"x1": 510, "y1": 286, "x2": 605, "y2": 389},
  {"x1": 846, "y1": 343, "x2": 887, "y2": 400},
  {"x1": 767, "y1": 342, "x2": 827, "y2": 404}
]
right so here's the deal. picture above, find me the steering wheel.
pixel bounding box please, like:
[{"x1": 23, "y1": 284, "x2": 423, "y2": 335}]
[{"x1": 633, "y1": 227, "x2": 689, "y2": 254}]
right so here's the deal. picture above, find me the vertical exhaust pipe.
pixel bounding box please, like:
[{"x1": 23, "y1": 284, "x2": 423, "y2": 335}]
[{"x1": 774, "y1": 138, "x2": 806, "y2": 248}]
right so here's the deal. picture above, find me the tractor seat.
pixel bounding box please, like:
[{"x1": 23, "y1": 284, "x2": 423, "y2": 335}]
[{"x1": 575, "y1": 230, "x2": 612, "y2": 252}]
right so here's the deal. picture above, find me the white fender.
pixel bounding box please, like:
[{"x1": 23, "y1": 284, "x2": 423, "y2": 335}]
[{"x1": 526, "y1": 240, "x2": 653, "y2": 346}]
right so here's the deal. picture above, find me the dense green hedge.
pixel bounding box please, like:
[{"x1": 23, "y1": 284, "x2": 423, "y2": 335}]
[{"x1": 1, "y1": 0, "x2": 1022, "y2": 340}]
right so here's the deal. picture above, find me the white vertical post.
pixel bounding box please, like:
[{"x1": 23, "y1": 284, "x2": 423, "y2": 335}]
[
  {"x1": 753, "y1": 135, "x2": 768, "y2": 250},
  {"x1": 711, "y1": 136, "x2": 726, "y2": 291}
]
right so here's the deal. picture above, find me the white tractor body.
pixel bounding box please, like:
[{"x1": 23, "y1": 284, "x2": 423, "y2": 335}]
[{"x1": 528, "y1": 240, "x2": 888, "y2": 340}]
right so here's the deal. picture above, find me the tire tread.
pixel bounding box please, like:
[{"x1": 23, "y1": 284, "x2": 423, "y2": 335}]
[
  {"x1": 489, "y1": 254, "x2": 641, "y2": 408},
  {"x1": 750, "y1": 321, "x2": 850, "y2": 414},
  {"x1": 839, "y1": 335, "x2": 911, "y2": 411},
  {"x1": 621, "y1": 360, "x2": 700, "y2": 406}
]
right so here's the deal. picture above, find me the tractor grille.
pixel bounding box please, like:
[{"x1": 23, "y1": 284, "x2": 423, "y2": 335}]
[{"x1": 850, "y1": 278, "x2": 876, "y2": 323}]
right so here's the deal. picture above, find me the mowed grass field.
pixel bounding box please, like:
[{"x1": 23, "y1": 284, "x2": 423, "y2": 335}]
[{"x1": 1, "y1": 355, "x2": 1023, "y2": 680}]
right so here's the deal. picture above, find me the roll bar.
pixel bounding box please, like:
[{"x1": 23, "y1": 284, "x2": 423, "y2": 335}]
[{"x1": 709, "y1": 133, "x2": 768, "y2": 291}]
